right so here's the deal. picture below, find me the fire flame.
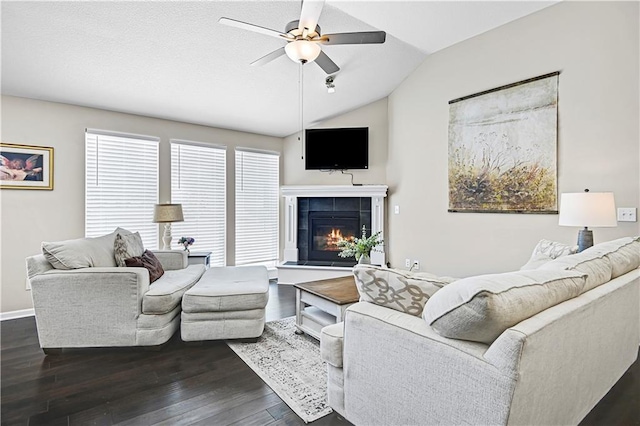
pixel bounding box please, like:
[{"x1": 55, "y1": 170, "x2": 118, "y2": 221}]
[{"x1": 324, "y1": 228, "x2": 354, "y2": 250}]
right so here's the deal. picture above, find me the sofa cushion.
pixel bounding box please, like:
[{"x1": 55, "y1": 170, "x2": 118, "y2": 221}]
[
  {"x1": 142, "y1": 264, "x2": 206, "y2": 314},
  {"x1": 539, "y1": 250, "x2": 613, "y2": 293},
  {"x1": 182, "y1": 266, "x2": 269, "y2": 313},
  {"x1": 353, "y1": 264, "x2": 456, "y2": 316},
  {"x1": 423, "y1": 269, "x2": 586, "y2": 344},
  {"x1": 42, "y1": 230, "x2": 120, "y2": 269},
  {"x1": 125, "y1": 250, "x2": 165, "y2": 283},
  {"x1": 114, "y1": 232, "x2": 145, "y2": 267},
  {"x1": 520, "y1": 239, "x2": 578, "y2": 270},
  {"x1": 586, "y1": 236, "x2": 640, "y2": 279}
]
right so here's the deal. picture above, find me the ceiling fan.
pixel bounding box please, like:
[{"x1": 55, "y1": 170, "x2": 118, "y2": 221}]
[{"x1": 219, "y1": 0, "x2": 386, "y2": 75}]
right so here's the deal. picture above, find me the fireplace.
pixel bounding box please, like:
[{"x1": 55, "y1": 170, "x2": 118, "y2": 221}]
[{"x1": 308, "y1": 211, "x2": 360, "y2": 263}]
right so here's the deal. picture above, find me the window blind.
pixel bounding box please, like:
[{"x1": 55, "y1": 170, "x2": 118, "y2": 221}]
[
  {"x1": 235, "y1": 148, "x2": 280, "y2": 265},
  {"x1": 171, "y1": 141, "x2": 226, "y2": 266},
  {"x1": 85, "y1": 130, "x2": 159, "y2": 248}
]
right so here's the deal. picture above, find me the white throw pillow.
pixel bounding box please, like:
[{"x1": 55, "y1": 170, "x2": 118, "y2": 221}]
[
  {"x1": 423, "y1": 269, "x2": 586, "y2": 344},
  {"x1": 42, "y1": 230, "x2": 119, "y2": 269},
  {"x1": 353, "y1": 264, "x2": 456, "y2": 317}
]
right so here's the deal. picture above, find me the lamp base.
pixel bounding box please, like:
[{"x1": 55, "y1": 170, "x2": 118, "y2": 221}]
[
  {"x1": 162, "y1": 223, "x2": 173, "y2": 250},
  {"x1": 577, "y1": 228, "x2": 593, "y2": 253}
]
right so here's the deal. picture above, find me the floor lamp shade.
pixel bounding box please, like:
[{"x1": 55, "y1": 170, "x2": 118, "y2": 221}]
[
  {"x1": 153, "y1": 204, "x2": 184, "y2": 249},
  {"x1": 559, "y1": 192, "x2": 616, "y2": 252}
]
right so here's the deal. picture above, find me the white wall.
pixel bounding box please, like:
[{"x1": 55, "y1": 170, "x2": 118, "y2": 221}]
[
  {"x1": 0, "y1": 96, "x2": 283, "y2": 313},
  {"x1": 386, "y1": 1, "x2": 639, "y2": 277},
  {"x1": 283, "y1": 98, "x2": 388, "y2": 185}
]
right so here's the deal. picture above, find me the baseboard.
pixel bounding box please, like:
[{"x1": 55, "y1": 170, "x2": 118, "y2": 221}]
[{"x1": 1, "y1": 308, "x2": 35, "y2": 321}]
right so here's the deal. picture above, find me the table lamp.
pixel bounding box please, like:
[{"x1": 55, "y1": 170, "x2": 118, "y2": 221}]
[
  {"x1": 558, "y1": 189, "x2": 617, "y2": 252},
  {"x1": 153, "y1": 203, "x2": 184, "y2": 250}
]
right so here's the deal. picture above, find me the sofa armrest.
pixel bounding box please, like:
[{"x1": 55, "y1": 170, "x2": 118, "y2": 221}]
[
  {"x1": 152, "y1": 250, "x2": 188, "y2": 270},
  {"x1": 341, "y1": 302, "x2": 516, "y2": 426},
  {"x1": 30, "y1": 267, "x2": 150, "y2": 348},
  {"x1": 321, "y1": 322, "x2": 344, "y2": 367}
]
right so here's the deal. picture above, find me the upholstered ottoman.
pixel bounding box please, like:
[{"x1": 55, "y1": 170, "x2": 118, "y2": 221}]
[{"x1": 180, "y1": 266, "x2": 269, "y2": 341}]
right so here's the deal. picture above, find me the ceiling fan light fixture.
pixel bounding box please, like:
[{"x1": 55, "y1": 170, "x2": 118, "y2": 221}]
[{"x1": 285, "y1": 40, "x2": 321, "y2": 63}]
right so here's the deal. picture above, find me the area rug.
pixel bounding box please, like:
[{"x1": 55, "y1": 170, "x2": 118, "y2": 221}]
[{"x1": 226, "y1": 316, "x2": 333, "y2": 423}]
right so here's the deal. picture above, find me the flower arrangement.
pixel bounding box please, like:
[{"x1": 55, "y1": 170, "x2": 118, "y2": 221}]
[
  {"x1": 178, "y1": 236, "x2": 195, "y2": 252},
  {"x1": 337, "y1": 225, "x2": 383, "y2": 262}
]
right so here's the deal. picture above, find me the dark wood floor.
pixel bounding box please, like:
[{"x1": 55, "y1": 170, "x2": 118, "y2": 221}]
[{"x1": 2, "y1": 283, "x2": 638, "y2": 426}]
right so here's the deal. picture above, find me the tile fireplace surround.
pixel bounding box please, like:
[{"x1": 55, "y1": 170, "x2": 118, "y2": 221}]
[{"x1": 278, "y1": 185, "x2": 388, "y2": 284}]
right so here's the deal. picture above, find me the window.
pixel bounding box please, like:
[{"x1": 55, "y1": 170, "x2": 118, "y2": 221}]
[
  {"x1": 85, "y1": 129, "x2": 159, "y2": 248},
  {"x1": 235, "y1": 148, "x2": 280, "y2": 266},
  {"x1": 171, "y1": 141, "x2": 226, "y2": 267}
]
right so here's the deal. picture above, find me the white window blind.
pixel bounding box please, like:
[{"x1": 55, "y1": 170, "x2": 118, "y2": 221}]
[
  {"x1": 171, "y1": 141, "x2": 226, "y2": 267},
  {"x1": 235, "y1": 148, "x2": 280, "y2": 265},
  {"x1": 85, "y1": 130, "x2": 159, "y2": 248}
]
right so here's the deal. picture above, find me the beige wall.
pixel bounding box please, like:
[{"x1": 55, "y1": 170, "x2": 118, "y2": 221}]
[
  {"x1": 386, "y1": 1, "x2": 640, "y2": 277},
  {"x1": 0, "y1": 96, "x2": 283, "y2": 313},
  {"x1": 283, "y1": 98, "x2": 388, "y2": 185}
]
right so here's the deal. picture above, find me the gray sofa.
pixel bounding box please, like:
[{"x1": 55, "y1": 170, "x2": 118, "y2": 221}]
[
  {"x1": 26, "y1": 229, "x2": 206, "y2": 352},
  {"x1": 321, "y1": 236, "x2": 640, "y2": 425}
]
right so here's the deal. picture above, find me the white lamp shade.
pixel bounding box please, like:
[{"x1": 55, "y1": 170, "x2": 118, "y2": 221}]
[
  {"x1": 285, "y1": 40, "x2": 321, "y2": 63},
  {"x1": 153, "y1": 203, "x2": 184, "y2": 223},
  {"x1": 558, "y1": 192, "x2": 617, "y2": 227}
]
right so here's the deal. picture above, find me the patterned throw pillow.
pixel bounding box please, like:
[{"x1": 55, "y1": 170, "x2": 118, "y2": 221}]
[
  {"x1": 520, "y1": 239, "x2": 579, "y2": 270},
  {"x1": 114, "y1": 232, "x2": 145, "y2": 267},
  {"x1": 353, "y1": 265, "x2": 456, "y2": 316},
  {"x1": 124, "y1": 250, "x2": 165, "y2": 283}
]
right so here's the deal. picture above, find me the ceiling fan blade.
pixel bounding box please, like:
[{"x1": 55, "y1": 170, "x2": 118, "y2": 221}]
[
  {"x1": 320, "y1": 31, "x2": 386, "y2": 45},
  {"x1": 219, "y1": 17, "x2": 293, "y2": 41},
  {"x1": 250, "y1": 47, "x2": 286, "y2": 67},
  {"x1": 299, "y1": 0, "x2": 325, "y2": 34},
  {"x1": 314, "y1": 50, "x2": 340, "y2": 75}
]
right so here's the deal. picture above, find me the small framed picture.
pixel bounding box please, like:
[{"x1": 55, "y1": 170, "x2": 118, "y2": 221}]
[{"x1": 1, "y1": 143, "x2": 54, "y2": 190}]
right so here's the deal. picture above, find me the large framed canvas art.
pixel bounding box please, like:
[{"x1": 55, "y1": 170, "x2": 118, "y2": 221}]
[
  {"x1": 0, "y1": 143, "x2": 54, "y2": 190},
  {"x1": 448, "y1": 72, "x2": 559, "y2": 213}
]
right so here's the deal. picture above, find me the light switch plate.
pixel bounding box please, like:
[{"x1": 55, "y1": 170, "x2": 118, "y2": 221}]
[{"x1": 617, "y1": 207, "x2": 637, "y2": 222}]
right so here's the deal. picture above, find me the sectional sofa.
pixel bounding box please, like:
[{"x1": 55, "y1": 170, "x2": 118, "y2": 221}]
[{"x1": 321, "y1": 236, "x2": 640, "y2": 425}]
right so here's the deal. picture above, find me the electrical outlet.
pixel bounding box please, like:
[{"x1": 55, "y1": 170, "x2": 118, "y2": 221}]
[
  {"x1": 617, "y1": 207, "x2": 637, "y2": 222},
  {"x1": 412, "y1": 260, "x2": 420, "y2": 271},
  {"x1": 405, "y1": 258, "x2": 411, "y2": 268},
  {"x1": 394, "y1": 205, "x2": 400, "y2": 214}
]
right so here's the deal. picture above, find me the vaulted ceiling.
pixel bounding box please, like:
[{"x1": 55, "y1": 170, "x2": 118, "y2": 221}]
[{"x1": 1, "y1": 1, "x2": 557, "y2": 137}]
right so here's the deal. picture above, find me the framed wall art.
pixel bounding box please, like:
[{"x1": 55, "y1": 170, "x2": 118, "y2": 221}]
[
  {"x1": 0, "y1": 143, "x2": 54, "y2": 190},
  {"x1": 448, "y1": 72, "x2": 559, "y2": 213}
]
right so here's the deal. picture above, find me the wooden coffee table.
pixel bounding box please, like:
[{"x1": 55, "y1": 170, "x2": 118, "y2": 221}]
[{"x1": 293, "y1": 276, "x2": 359, "y2": 340}]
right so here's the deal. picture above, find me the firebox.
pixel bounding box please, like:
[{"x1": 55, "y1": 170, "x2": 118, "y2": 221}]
[{"x1": 308, "y1": 211, "x2": 360, "y2": 263}]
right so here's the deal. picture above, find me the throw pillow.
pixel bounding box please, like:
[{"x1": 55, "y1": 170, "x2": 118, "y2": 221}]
[
  {"x1": 533, "y1": 239, "x2": 579, "y2": 259},
  {"x1": 124, "y1": 250, "x2": 165, "y2": 283},
  {"x1": 42, "y1": 230, "x2": 120, "y2": 269},
  {"x1": 520, "y1": 239, "x2": 578, "y2": 270},
  {"x1": 353, "y1": 265, "x2": 456, "y2": 317},
  {"x1": 423, "y1": 269, "x2": 586, "y2": 344},
  {"x1": 539, "y1": 250, "x2": 613, "y2": 293},
  {"x1": 114, "y1": 232, "x2": 145, "y2": 267},
  {"x1": 586, "y1": 236, "x2": 640, "y2": 279}
]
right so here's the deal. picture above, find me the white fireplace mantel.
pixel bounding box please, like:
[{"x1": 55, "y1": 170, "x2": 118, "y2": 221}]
[
  {"x1": 281, "y1": 185, "x2": 388, "y2": 198},
  {"x1": 280, "y1": 185, "x2": 388, "y2": 270}
]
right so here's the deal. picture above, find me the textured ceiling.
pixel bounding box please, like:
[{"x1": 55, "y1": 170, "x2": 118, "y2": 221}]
[{"x1": 1, "y1": 1, "x2": 557, "y2": 137}]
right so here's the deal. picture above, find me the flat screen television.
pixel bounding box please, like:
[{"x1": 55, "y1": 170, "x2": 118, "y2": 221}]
[{"x1": 305, "y1": 127, "x2": 368, "y2": 170}]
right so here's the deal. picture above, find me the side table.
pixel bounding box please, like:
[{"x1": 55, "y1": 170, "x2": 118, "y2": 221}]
[
  {"x1": 293, "y1": 276, "x2": 359, "y2": 340},
  {"x1": 188, "y1": 251, "x2": 211, "y2": 269}
]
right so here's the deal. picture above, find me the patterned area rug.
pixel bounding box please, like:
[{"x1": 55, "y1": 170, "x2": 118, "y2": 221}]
[{"x1": 226, "y1": 317, "x2": 332, "y2": 423}]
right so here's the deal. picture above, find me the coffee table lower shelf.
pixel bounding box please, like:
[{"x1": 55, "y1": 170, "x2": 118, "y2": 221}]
[{"x1": 294, "y1": 276, "x2": 359, "y2": 340}]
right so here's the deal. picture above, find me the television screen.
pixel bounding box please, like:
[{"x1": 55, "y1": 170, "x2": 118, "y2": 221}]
[{"x1": 305, "y1": 127, "x2": 368, "y2": 170}]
